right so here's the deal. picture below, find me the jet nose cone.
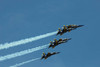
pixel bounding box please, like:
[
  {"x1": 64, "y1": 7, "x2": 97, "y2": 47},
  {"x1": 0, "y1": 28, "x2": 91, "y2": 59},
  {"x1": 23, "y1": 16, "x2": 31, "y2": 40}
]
[
  {"x1": 57, "y1": 52, "x2": 60, "y2": 54},
  {"x1": 79, "y1": 25, "x2": 84, "y2": 27},
  {"x1": 68, "y1": 38, "x2": 72, "y2": 40}
]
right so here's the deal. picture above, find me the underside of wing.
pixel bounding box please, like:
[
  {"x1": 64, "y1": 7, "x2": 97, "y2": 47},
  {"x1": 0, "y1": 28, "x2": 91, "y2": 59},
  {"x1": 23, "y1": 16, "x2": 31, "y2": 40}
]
[{"x1": 52, "y1": 46, "x2": 55, "y2": 48}]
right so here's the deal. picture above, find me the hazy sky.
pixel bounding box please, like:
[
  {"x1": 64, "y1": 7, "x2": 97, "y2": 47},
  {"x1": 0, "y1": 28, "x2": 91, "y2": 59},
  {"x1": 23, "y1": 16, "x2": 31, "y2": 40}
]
[{"x1": 0, "y1": 0, "x2": 100, "y2": 67}]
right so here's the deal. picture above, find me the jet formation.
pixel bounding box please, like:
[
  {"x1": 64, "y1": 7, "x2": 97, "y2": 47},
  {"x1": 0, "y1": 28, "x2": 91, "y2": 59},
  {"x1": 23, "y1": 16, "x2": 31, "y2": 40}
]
[{"x1": 41, "y1": 24, "x2": 84, "y2": 60}]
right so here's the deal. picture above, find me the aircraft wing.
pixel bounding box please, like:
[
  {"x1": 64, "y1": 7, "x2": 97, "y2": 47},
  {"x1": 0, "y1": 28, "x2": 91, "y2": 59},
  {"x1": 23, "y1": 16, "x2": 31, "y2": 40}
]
[{"x1": 52, "y1": 46, "x2": 55, "y2": 48}]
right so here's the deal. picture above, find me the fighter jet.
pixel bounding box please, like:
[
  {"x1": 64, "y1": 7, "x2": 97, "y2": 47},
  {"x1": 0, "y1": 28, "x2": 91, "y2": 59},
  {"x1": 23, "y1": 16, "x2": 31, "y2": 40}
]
[
  {"x1": 56, "y1": 25, "x2": 84, "y2": 35},
  {"x1": 48, "y1": 38, "x2": 71, "y2": 48},
  {"x1": 41, "y1": 52, "x2": 60, "y2": 60}
]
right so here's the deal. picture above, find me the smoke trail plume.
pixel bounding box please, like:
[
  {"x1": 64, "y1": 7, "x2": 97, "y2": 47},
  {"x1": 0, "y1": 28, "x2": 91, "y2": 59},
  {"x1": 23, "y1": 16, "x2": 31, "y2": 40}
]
[
  {"x1": 0, "y1": 44, "x2": 49, "y2": 62},
  {"x1": 10, "y1": 58, "x2": 40, "y2": 67},
  {"x1": 0, "y1": 31, "x2": 57, "y2": 50}
]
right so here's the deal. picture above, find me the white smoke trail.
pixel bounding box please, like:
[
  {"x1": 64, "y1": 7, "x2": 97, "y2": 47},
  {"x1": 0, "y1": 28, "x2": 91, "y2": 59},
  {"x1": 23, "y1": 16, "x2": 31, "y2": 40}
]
[
  {"x1": 0, "y1": 44, "x2": 49, "y2": 62},
  {"x1": 10, "y1": 57, "x2": 40, "y2": 67},
  {"x1": 0, "y1": 31, "x2": 57, "y2": 50}
]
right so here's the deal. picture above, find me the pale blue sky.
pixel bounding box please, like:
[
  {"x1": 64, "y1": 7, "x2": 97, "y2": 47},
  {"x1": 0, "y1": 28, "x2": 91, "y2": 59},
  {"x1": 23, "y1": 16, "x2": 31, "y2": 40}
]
[{"x1": 0, "y1": 0, "x2": 100, "y2": 67}]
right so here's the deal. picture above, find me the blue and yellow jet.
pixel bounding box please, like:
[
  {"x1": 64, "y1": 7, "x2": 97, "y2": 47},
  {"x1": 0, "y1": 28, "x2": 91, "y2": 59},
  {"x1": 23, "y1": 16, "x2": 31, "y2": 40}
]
[
  {"x1": 56, "y1": 25, "x2": 84, "y2": 35},
  {"x1": 48, "y1": 38, "x2": 71, "y2": 48},
  {"x1": 41, "y1": 52, "x2": 60, "y2": 60}
]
